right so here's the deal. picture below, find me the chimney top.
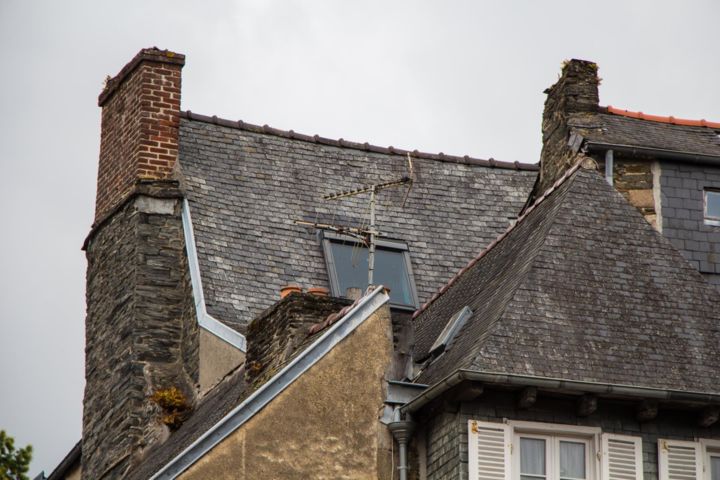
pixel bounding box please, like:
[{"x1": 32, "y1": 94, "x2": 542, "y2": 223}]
[
  {"x1": 98, "y1": 47, "x2": 185, "y2": 106},
  {"x1": 543, "y1": 59, "x2": 600, "y2": 115}
]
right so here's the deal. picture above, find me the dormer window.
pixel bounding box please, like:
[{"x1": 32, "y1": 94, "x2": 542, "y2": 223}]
[
  {"x1": 704, "y1": 189, "x2": 720, "y2": 226},
  {"x1": 321, "y1": 232, "x2": 418, "y2": 309}
]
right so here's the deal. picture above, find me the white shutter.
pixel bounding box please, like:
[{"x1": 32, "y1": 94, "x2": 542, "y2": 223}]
[
  {"x1": 658, "y1": 439, "x2": 702, "y2": 480},
  {"x1": 601, "y1": 433, "x2": 644, "y2": 480},
  {"x1": 468, "y1": 420, "x2": 512, "y2": 480}
]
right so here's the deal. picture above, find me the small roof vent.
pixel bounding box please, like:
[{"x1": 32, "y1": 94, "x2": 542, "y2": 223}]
[{"x1": 429, "y1": 306, "x2": 473, "y2": 357}]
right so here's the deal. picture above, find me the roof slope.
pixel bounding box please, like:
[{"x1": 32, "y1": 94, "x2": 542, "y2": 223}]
[
  {"x1": 569, "y1": 110, "x2": 720, "y2": 157},
  {"x1": 414, "y1": 166, "x2": 720, "y2": 393},
  {"x1": 178, "y1": 114, "x2": 535, "y2": 331}
]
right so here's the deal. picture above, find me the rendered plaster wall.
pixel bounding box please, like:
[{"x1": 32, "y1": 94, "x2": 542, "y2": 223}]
[
  {"x1": 659, "y1": 161, "x2": 720, "y2": 287},
  {"x1": 181, "y1": 305, "x2": 394, "y2": 480},
  {"x1": 198, "y1": 329, "x2": 245, "y2": 393},
  {"x1": 83, "y1": 194, "x2": 199, "y2": 480},
  {"x1": 424, "y1": 390, "x2": 720, "y2": 480}
]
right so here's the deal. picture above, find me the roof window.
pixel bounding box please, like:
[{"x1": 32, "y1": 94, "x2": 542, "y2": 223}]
[
  {"x1": 321, "y1": 232, "x2": 419, "y2": 309},
  {"x1": 429, "y1": 306, "x2": 473, "y2": 356},
  {"x1": 704, "y1": 189, "x2": 720, "y2": 226}
]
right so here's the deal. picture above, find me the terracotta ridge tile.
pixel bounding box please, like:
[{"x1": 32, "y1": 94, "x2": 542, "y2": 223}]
[
  {"x1": 411, "y1": 159, "x2": 585, "y2": 320},
  {"x1": 181, "y1": 110, "x2": 539, "y2": 171},
  {"x1": 604, "y1": 105, "x2": 720, "y2": 129}
]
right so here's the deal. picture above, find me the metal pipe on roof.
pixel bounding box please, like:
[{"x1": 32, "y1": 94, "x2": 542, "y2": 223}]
[
  {"x1": 401, "y1": 370, "x2": 720, "y2": 414},
  {"x1": 605, "y1": 149, "x2": 614, "y2": 186},
  {"x1": 585, "y1": 141, "x2": 720, "y2": 166}
]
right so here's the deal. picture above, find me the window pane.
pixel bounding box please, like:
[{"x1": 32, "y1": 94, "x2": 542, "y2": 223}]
[
  {"x1": 520, "y1": 438, "x2": 546, "y2": 477},
  {"x1": 329, "y1": 242, "x2": 414, "y2": 306},
  {"x1": 707, "y1": 190, "x2": 720, "y2": 220},
  {"x1": 711, "y1": 456, "x2": 720, "y2": 480},
  {"x1": 559, "y1": 441, "x2": 586, "y2": 479}
]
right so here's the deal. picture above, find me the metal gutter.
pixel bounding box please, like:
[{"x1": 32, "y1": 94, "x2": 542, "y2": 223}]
[
  {"x1": 181, "y1": 199, "x2": 247, "y2": 352},
  {"x1": 150, "y1": 286, "x2": 390, "y2": 479},
  {"x1": 585, "y1": 141, "x2": 720, "y2": 166},
  {"x1": 401, "y1": 369, "x2": 720, "y2": 414}
]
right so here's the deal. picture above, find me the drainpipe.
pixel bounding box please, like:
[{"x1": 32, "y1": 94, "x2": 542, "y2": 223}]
[
  {"x1": 388, "y1": 407, "x2": 415, "y2": 480},
  {"x1": 605, "y1": 149, "x2": 614, "y2": 186}
]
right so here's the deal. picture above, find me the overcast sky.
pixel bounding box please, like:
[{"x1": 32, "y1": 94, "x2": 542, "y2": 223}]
[{"x1": 1, "y1": 0, "x2": 719, "y2": 476}]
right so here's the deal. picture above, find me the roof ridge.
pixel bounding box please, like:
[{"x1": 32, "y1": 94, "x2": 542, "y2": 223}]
[
  {"x1": 180, "y1": 110, "x2": 539, "y2": 171},
  {"x1": 412, "y1": 158, "x2": 588, "y2": 320},
  {"x1": 603, "y1": 105, "x2": 720, "y2": 129}
]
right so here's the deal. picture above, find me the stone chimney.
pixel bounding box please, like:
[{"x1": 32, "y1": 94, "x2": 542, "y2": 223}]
[
  {"x1": 532, "y1": 59, "x2": 600, "y2": 200},
  {"x1": 82, "y1": 49, "x2": 199, "y2": 480}
]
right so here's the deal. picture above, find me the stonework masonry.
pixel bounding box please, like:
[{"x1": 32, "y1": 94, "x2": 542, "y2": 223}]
[
  {"x1": 83, "y1": 187, "x2": 199, "y2": 480},
  {"x1": 423, "y1": 390, "x2": 720, "y2": 480},
  {"x1": 95, "y1": 48, "x2": 184, "y2": 223},
  {"x1": 534, "y1": 59, "x2": 599, "y2": 200}
]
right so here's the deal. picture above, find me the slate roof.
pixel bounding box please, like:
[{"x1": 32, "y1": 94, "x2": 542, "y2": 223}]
[
  {"x1": 569, "y1": 109, "x2": 720, "y2": 157},
  {"x1": 178, "y1": 113, "x2": 536, "y2": 332},
  {"x1": 413, "y1": 165, "x2": 720, "y2": 393}
]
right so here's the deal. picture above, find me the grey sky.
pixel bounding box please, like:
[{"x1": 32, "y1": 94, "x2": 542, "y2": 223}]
[{"x1": 0, "y1": 0, "x2": 718, "y2": 476}]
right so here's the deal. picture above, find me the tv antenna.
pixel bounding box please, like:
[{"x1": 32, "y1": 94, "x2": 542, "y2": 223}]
[{"x1": 296, "y1": 153, "x2": 415, "y2": 287}]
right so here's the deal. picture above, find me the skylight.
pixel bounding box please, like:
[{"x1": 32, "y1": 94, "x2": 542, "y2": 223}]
[{"x1": 429, "y1": 306, "x2": 473, "y2": 356}]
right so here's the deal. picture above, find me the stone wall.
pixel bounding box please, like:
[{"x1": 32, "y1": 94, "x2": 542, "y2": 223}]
[
  {"x1": 534, "y1": 59, "x2": 599, "y2": 200},
  {"x1": 424, "y1": 389, "x2": 720, "y2": 480},
  {"x1": 659, "y1": 161, "x2": 720, "y2": 287},
  {"x1": 181, "y1": 304, "x2": 395, "y2": 480},
  {"x1": 82, "y1": 189, "x2": 199, "y2": 480}
]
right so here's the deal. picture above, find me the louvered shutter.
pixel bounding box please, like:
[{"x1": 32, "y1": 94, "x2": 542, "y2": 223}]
[
  {"x1": 468, "y1": 420, "x2": 512, "y2": 480},
  {"x1": 601, "y1": 433, "x2": 644, "y2": 480},
  {"x1": 658, "y1": 439, "x2": 702, "y2": 480}
]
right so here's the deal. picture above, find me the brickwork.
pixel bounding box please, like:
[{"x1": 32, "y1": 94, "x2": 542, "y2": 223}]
[
  {"x1": 95, "y1": 48, "x2": 184, "y2": 223},
  {"x1": 596, "y1": 154, "x2": 659, "y2": 228},
  {"x1": 83, "y1": 190, "x2": 199, "y2": 480},
  {"x1": 425, "y1": 390, "x2": 720, "y2": 480},
  {"x1": 659, "y1": 161, "x2": 720, "y2": 285}
]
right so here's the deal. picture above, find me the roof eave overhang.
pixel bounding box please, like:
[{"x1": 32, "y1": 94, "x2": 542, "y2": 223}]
[
  {"x1": 583, "y1": 140, "x2": 720, "y2": 166},
  {"x1": 401, "y1": 369, "x2": 720, "y2": 415}
]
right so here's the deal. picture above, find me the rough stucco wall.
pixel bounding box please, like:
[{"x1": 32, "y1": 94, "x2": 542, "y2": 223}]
[
  {"x1": 425, "y1": 390, "x2": 720, "y2": 480},
  {"x1": 181, "y1": 305, "x2": 394, "y2": 480},
  {"x1": 198, "y1": 329, "x2": 244, "y2": 393}
]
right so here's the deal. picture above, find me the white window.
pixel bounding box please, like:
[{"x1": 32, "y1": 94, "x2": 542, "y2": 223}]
[
  {"x1": 705, "y1": 189, "x2": 720, "y2": 226},
  {"x1": 659, "y1": 439, "x2": 720, "y2": 480},
  {"x1": 469, "y1": 420, "x2": 644, "y2": 480}
]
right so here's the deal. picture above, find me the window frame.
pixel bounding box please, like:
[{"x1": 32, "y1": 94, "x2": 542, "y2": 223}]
[
  {"x1": 701, "y1": 439, "x2": 720, "y2": 480},
  {"x1": 320, "y1": 231, "x2": 419, "y2": 310},
  {"x1": 704, "y1": 188, "x2": 720, "y2": 226},
  {"x1": 509, "y1": 421, "x2": 598, "y2": 480}
]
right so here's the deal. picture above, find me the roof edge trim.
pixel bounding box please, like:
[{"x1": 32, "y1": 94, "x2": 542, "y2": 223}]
[
  {"x1": 401, "y1": 369, "x2": 720, "y2": 415},
  {"x1": 604, "y1": 105, "x2": 720, "y2": 129},
  {"x1": 180, "y1": 110, "x2": 539, "y2": 171},
  {"x1": 584, "y1": 141, "x2": 720, "y2": 166},
  {"x1": 181, "y1": 199, "x2": 247, "y2": 352},
  {"x1": 149, "y1": 286, "x2": 390, "y2": 480},
  {"x1": 412, "y1": 159, "x2": 587, "y2": 320}
]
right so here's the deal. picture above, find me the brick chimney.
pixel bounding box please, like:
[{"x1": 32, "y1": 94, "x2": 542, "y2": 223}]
[
  {"x1": 531, "y1": 59, "x2": 600, "y2": 200},
  {"x1": 94, "y1": 47, "x2": 184, "y2": 224},
  {"x1": 82, "y1": 49, "x2": 199, "y2": 480}
]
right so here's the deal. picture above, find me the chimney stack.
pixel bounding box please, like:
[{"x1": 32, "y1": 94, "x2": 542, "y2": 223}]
[
  {"x1": 94, "y1": 47, "x2": 184, "y2": 223},
  {"x1": 532, "y1": 59, "x2": 600, "y2": 200},
  {"x1": 82, "y1": 48, "x2": 198, "y2": 480}
]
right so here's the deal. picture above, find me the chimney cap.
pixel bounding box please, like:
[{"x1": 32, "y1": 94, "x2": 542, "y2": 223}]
[{"x1": 98, "y1": 47, "x2": 185, "y2": 106}]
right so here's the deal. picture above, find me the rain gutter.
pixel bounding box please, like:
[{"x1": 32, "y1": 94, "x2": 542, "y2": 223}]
[
  {"x1": 150, "y1": 286, "x2": 390, "y2": 479},
  {"x1": 401, "y1": 369, "x2": 720, "y2": 415},
  {"x1": 181, "y1": 199, "x2": 247, "y2": 352},
  {"x1": 584, "y1": 141, "x2": 720, "y2": 166}
]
